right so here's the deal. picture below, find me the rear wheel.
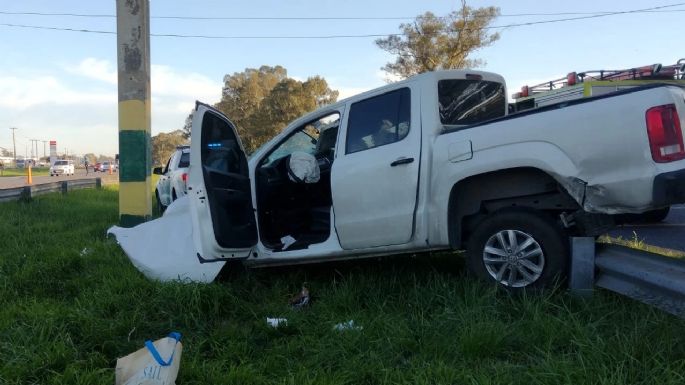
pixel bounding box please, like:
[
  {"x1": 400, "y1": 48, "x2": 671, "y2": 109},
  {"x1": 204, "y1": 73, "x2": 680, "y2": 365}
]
[{"x1": 466, "y1": 209, "x2": 569, "y2": 289}]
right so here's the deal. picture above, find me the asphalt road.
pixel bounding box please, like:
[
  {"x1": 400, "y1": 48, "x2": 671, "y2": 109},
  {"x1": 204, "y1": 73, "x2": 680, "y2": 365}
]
[
  {"x1": 609, "y1": 204, "x2": 685, "y2": 252},
  {"x1": 0, "y1": 169, "x2": 119, "y2": 189}
]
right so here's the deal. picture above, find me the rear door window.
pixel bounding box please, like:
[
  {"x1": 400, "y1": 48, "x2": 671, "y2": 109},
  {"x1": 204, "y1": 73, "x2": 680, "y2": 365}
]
[{"x1": 438, "y1": 79, "x2": 506, "y2": 125}]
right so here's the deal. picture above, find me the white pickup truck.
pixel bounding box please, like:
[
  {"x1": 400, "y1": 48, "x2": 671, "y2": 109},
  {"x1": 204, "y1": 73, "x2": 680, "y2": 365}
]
[{"x1": 110, "y1": 69, "x2": 685, "y2": 288}]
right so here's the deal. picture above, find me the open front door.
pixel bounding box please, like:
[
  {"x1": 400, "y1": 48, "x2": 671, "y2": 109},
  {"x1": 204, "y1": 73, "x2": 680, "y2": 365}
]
[{"x1": 189, "y1": 102, "x2": 257, "y2": 261}]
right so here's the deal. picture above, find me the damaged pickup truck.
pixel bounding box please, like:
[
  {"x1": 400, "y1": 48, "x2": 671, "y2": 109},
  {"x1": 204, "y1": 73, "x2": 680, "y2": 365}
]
[{"x1": 110, "y1": 69, "x2": 685, "y2": 288}]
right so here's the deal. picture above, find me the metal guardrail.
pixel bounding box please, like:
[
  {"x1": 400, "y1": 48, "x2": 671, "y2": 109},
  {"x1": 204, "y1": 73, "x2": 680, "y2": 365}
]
[
  {"x1": 570, "y1": 237, "x2": 685, "y2": 318},
  {"x1": 596, "y1": 244, "x2": 685, "y2": 317},
  {"x1": 0, "y1": 178, "x2": 101, "y2": 203}
]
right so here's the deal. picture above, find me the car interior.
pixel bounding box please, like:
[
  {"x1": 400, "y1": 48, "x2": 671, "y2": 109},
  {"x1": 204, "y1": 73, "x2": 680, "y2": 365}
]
[
  {"x1": 255, "y1": 112, "x2": 340, "y2": 251},
  {"x1": 200, "y1": 111, "x2": 258, "y2": 249}
]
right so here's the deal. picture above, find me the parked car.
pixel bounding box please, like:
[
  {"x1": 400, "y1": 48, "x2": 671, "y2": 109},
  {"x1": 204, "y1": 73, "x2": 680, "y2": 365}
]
[
  {"x1": 93, "y1": 162, "x2": 102, "y2": 172},
  {"x1": 112, "y1": 69, "x2": 685, "y2": 286},
  {"x1": 100, "y1": 161, "x2": 118, "y2": 172},
  {"x1": 50, "y1": 160, "x2": 75, "y2": 176},
  {"x1": 154, "y1": 146, "x2": 190, "y2": 212}
]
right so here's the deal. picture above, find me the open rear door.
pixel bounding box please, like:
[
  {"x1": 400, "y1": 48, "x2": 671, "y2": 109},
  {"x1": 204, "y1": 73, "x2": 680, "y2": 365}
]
[{"x1": 189, "y1": 102, "x2": 257, "y2": 262}]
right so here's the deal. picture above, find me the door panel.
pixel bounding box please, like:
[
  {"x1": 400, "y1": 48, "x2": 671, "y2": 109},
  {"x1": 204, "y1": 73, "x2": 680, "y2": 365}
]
[
  {"x1": 331, "y1": 86, "x2": 420, "y2": 249},
  {"x1": 189, "y1": 103, "x2": 257, "y2": 260}
]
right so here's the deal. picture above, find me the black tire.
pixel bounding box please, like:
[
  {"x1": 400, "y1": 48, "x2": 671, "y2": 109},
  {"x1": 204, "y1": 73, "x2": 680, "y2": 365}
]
[
  {"x1": 156, "y1": 190, "x2": 166, "y2": 215},
  {"x1": 466, "y1": 209, "x2": 569, "y2": 290}
]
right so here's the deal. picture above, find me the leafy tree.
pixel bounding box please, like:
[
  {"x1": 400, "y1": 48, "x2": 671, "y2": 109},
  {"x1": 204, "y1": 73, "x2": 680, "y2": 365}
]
[
  {"x1": 0, "y1": 147, "x2": 12, "y2": 157},
  {"x1": 181, "y1": 111, "x2": 193, "y2": 139},
  {"x1": 375, "y1": 1, "x2": 500, "y2": 79},
  {"x1": 83, "y1": 153, "x2": 97, "y2": 165},
  {"x1": 215, "y1": 66, "x2": 338, "y2": 152},
  {"x1": 151, "y1": 130, "x2": 187, "y2": 166}
]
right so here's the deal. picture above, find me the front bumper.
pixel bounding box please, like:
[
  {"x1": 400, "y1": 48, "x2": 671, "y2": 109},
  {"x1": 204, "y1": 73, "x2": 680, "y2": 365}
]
[{"x1": 653, "y1": 169, "x2": 685, "y2": 206}]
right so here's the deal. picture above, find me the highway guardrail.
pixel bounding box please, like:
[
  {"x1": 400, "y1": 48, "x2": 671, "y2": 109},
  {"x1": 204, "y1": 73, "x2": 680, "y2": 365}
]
[
  {"x1": 0, "y1": 178, "x2": 102, "y2": 203},
  {"x1": 570, "y1": 238, "x2": 685, "y2": 318}
]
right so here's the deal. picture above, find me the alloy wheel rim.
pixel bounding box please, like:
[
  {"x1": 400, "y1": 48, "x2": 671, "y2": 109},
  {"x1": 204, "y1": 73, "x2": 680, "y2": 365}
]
[{"x1": 482, "y1": 229, "x2": 545, "y2": 288}]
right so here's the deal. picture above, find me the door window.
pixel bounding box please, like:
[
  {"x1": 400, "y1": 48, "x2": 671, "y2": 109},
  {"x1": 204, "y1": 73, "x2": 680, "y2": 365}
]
[{"x1": 345, "y1": 88, "x2": 410, "y2": 154}]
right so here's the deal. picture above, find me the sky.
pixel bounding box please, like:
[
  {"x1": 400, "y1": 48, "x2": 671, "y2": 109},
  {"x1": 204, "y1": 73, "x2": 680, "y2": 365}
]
[{"x1": 0, "y1": 0, "x2": 682, "y2": 157}]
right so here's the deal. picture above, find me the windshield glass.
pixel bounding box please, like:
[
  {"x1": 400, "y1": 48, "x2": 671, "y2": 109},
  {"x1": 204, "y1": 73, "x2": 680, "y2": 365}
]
[{"x1": 54, "y1": 161, "x2": 67, "y2": 166}]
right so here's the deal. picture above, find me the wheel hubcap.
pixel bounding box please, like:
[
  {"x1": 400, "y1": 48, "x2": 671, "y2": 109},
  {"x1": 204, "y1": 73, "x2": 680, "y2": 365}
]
[{"x1": 483, "y1": 229, "x2": 545, "y2": 288}]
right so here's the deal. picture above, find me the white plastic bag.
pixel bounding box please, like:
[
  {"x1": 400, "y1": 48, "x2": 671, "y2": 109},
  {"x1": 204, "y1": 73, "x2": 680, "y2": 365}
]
[{"x1": 115, "y1": 332, "x2": 183, "y2": 385}]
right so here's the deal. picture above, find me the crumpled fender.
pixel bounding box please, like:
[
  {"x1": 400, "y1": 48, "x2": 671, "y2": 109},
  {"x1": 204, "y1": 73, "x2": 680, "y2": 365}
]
[{"x1": 108, "y1": 196, "x2": 224, "y2": 283}]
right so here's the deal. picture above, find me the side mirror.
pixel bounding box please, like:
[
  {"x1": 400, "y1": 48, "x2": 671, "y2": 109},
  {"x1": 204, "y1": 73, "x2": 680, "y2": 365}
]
[{"x1": 153, "y1": 167, "x2": 164, "y2": 175}]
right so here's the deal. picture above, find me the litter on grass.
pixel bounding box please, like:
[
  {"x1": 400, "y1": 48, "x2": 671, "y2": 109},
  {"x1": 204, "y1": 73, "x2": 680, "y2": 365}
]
[
  {"x1": 115, "y1": 332, "x2": 183, "y2": 385},
  {"x1": 266, "y1": 317, "x2": 288, "y2": 328},
  {"x1": 79, "y1": 247, "x2": 91, "y2": 256},
  {"x1": 289, "y1": 285, "x2": 310, "y2": 309},
  {"x1": 333, "y1": 320, "x2": 363, "y2": 331}
]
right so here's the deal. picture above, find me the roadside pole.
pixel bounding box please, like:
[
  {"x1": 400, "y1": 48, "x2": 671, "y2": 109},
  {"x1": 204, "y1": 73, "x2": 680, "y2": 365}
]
[{"x1": 116, "y1": 0, "x2": 152, "y2": 227}]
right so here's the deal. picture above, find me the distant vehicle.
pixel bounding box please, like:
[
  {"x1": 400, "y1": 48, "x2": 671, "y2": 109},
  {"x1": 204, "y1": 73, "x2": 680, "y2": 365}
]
[
  {"x1": 15, "y1": 159, "x2": 26, "y2": 168},
  {"x1": 100, "y1": 161, "x2": 118, "y2": 172},
  {"x1": 50, "y1": 160, "x2": 75, "y2": 176},
  {"x1": 94, "y1": 162, "x2": 103, "y2": 172},
  {"x1": 154, "y1": 146, "x2": 190, "y2": 212}
]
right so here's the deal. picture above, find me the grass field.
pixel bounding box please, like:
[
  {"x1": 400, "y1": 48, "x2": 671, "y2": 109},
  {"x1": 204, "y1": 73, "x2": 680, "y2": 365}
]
[
  {"x1": 0, "y1": 167, "x2": 49, "y2": 177},
  {"x1": 1, "y1": 188, "x2": 685, "y2": 384}
]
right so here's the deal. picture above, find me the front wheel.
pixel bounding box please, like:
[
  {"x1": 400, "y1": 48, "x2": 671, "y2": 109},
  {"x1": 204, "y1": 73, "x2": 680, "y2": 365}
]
[{"x1": 466, "y1": 209, "x2": 569, "y2": 290}]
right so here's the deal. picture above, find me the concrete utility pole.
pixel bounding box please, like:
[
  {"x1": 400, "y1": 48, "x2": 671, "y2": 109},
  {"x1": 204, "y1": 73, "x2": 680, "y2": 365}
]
[
  {"x1": 9, "y1": 127, "x2": 17, "y2": 160},
  {"x1": 116, "y1": 0, "x2": 152, "y2": 227},
  {"x1": 42, "y1": 140, "x2": 47, "y2": 157}
]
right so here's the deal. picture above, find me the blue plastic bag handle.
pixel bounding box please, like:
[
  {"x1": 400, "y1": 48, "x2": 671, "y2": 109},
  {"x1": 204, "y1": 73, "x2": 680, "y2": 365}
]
[{"x1": 145, "y1": 332, "x2": 182, "y2": 367}]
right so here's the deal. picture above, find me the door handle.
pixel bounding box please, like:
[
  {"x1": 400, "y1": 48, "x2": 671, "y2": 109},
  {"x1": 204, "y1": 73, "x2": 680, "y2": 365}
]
[{"x1": 390, "y1": 157, "x2": 414, "y2": 167}]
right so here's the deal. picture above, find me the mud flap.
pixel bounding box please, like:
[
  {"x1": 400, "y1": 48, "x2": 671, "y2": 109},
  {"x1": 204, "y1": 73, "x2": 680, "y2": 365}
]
[{"x1": 108, "y1": 196, "x2": 225, "y2": 283}]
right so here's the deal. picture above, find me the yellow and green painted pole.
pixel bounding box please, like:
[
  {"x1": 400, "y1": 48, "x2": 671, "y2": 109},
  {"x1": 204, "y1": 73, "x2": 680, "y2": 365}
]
[{"x1": 116, "y1": 0, "x2": 151, "y2": 227}]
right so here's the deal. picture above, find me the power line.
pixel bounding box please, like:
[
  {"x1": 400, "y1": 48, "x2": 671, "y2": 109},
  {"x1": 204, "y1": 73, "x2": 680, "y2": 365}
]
[
  {"x1": 0, "y1": 3, "x2": 682, "y2": 39},
  {"x1": 0, "y1": 8, "x2": 684, "y2": 20}
]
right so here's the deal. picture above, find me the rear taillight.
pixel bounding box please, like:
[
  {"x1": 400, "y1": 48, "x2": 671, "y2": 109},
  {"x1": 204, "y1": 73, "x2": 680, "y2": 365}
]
[{"x1": 645, "y1": 104, "x2": 685, "y2": 163}]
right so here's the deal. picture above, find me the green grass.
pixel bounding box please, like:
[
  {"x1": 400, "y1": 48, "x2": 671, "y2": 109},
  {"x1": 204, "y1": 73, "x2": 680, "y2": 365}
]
[
  {"x1": 0, "y1": 167, "x2": 50, "y2": 177},
  {"x1": 1, "y1": 188, "x2": 685, "y2": 384}
]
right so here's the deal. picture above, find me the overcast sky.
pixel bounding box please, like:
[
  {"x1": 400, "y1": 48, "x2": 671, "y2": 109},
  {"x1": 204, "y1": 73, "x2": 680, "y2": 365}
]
[{"x1": 0, "y1": 0, "x2": 682, "y2": 157}]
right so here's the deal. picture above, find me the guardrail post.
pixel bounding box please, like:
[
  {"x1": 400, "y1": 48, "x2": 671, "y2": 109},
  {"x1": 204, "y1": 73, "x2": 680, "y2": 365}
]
[
  {"x1": 569, "y1": 237, "x2": 595, "y2": 297},
  {"x1": 61, "y1": 181, "x2": 68, "y2": 194},
  {"x1": 20, "y1": 186, "x2": 32, "y2": 202},
  {"x1": 96, "y1": 177, "x2": 102, "y2": 189}
]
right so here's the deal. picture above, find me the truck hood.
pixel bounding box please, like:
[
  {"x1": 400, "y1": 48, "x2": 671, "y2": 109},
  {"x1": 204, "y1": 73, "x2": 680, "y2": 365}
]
[{"x1": 107, "y1": 196, "x2": 225, "y2": 282}]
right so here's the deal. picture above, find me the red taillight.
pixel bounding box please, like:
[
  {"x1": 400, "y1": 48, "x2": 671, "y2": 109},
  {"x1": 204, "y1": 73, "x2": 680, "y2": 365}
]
[
  {"x1": 520, "y1": 86, "x2": 529, "y2": 98},
  {"x1": 646, "y1": 104, "x2": 685, "y2": 163},
  {"x1": 182, "y1": 173, "x2": 188, "y2": 183}
]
